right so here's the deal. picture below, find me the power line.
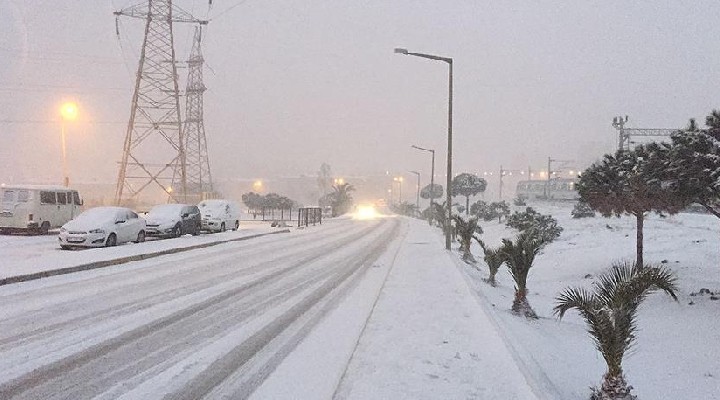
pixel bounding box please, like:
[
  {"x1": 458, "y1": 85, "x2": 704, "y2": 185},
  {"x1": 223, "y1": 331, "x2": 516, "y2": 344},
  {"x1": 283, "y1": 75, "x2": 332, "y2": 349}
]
[{"x1": 209, "y1": 0, "x2": 251, "y2": 21}]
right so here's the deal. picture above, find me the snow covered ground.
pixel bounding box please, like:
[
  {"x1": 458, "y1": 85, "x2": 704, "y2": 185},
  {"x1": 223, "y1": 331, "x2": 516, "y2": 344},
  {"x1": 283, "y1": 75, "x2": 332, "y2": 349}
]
[
  {"x1": 0, "y1": 221, "x2": 277, "y2": 281},
  {"x1": 457, "y1": 202, "x2": 720, "y2": 400},
  {"x1": 0, "y1": 205, "x2": 717, "y2": 399}
]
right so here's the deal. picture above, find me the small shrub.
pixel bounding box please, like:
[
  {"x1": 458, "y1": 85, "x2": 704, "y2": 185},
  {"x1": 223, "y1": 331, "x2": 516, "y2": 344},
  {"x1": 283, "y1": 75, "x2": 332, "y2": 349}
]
[
  {"x1": 571, "y1": 201, "x2": 595, "y2": 218},
  {"x1": 513, "y1": 195, "x2": 527, "y2": 206},
  {"x1": 506, "y1": 207, "x2": 562, "y2": 246}
]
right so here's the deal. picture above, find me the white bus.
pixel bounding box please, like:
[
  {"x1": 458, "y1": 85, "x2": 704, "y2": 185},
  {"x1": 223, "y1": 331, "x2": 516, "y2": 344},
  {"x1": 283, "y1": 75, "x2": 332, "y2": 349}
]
[{"x1": 0, "y1": 185, "x2": 83, "y2": 234}]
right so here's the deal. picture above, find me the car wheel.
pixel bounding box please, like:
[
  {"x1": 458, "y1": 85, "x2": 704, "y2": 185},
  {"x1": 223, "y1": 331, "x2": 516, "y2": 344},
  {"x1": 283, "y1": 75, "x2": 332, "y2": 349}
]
[
  {"x1": 105, "y1": 233, "x2": 117, "y2": 247},
  {"x1": 233, "y1": 220, "x2": 239, "y2": 231},
  {"x1": 136, "y1": 231, "x2": 146, "y2": 243},
  {"x1": 173, "y1": 224, "x2": 182, "y2": 238},
  {"x1": 220, "y1": 222, "x2": 226, "y2": 233},
  {"x1": 39, "y1": 221, "x2": 50, "y2": 235}
]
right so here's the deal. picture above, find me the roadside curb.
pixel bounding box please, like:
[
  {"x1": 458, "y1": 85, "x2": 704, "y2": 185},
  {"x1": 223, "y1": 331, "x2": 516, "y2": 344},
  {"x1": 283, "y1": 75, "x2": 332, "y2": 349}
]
[{"x1": 0, "y1": 229, "x2": 291, "y2": 287}]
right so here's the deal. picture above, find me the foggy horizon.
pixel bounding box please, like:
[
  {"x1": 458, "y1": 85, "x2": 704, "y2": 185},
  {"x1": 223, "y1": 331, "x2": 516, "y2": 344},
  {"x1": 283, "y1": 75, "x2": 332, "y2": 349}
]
[{"x1": 2, "y1": 0, "x2": 719, "y2": 188}]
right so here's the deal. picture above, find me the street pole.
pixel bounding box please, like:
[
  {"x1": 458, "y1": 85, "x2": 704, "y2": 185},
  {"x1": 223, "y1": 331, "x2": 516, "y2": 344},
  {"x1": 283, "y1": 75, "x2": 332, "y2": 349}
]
[
  {"x1": 411, "y1": 145, "x2": 435, "y2": 221},
  {"x1": 499, "y1": 165, "x2": 503, "y2": 201},
  {"x1": 446, "y1": 60, "x2": 453, "y2": 250},
  {"x1": 396, "y1": 48, "x2": 453, "y2": 250},
  {"x1": 61, "y1": 122, "x2": 69, "y2": 187},
  {"x1": 409, "y1": 170, "x2": 420, "y2": 213}
]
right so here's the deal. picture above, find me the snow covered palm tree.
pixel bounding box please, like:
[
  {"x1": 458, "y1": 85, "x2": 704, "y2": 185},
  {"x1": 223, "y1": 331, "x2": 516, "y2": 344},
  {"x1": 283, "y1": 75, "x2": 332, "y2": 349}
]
[
  {"x1": 453, "y1": 215, "x2": 481, "y2": 264},
  {"x1": 554, "y1": 262, "x2": 678, "y2": 400},
  {"x1": 499, "y1": 232, "x2": 544, "y2": 318},
  {"x1": 476, "y1": 239, "x2": 504, "y2": 287}
]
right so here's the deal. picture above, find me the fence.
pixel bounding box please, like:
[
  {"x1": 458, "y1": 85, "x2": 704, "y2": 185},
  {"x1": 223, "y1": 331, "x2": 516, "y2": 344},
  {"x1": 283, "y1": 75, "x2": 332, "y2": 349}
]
[{"x1": 297, "y1": 207, "x2": 322, "y2": 227}]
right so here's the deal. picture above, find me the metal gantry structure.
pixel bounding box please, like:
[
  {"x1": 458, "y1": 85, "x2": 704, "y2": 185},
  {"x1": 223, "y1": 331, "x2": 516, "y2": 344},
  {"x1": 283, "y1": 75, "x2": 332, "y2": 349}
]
[
  {"x1": 114, "y1": 0, "x2": 208, "y2": 206},
  {"x1": 612, "y1": 115, "x2": 677, "y2": 152},
  {"x1": 174, "y1": 25, "x2": 214, "y2": 203}
]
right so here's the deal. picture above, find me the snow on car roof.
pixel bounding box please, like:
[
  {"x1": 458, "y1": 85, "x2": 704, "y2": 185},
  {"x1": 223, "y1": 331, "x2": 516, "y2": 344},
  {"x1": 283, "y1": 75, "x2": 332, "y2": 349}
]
[
  {"x1": 0, "y1": 184, "x2": 74, "y2": 191},
  {"x1": 148, "y1": 204, "x2": 186, "y2": 217}
]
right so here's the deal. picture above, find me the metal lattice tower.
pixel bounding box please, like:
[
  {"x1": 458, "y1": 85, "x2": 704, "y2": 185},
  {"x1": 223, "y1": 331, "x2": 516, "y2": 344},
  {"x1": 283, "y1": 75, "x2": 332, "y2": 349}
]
[
  {"x1": 174, "y1": 26, "x2": 213, "y2": 202},
  {"x1": 612, "y1": 115, "x2": 677, "y2": 151},
  {"x1": 114, "y1": 0, "x2": 206, "y2": 206}
]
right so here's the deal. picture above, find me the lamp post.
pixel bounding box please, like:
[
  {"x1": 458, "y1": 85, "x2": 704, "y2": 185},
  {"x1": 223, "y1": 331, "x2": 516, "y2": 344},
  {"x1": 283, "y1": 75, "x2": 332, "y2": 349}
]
[
  {"x1": 393, "y1": 176, "x2": 404, "y2": 204},
  {"x1": 409, "y1": 170, "x2": 420, "y2": 214},
  {"x1": 396, "y1": 48, "x2": 453, "y2": 250},
  {"x1": 411, "y1": 144, "x2": 435, "y2": 209},
  {"x1": 59, "y1": 102, "x2": 78, "y2": 187}
]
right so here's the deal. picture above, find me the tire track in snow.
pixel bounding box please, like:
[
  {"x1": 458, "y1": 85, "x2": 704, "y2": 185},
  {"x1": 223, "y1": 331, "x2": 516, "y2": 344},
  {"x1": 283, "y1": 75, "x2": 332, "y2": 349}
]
[{"x1": 0, "y1": 218, "x2": 399, "y2": 400}]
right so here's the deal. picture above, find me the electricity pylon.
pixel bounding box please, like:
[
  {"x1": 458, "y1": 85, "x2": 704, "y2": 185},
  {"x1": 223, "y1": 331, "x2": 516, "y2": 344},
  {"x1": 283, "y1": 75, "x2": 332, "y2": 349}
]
[
  {"x1": 612, "y1": 115, "x2": 677, "y2": 151},
  {"x1": 174, "y1": 26, "x2": 213, "y2": 202},
  {"x1": 113, "y1": 0, "x2": 207, "y2": 206}
]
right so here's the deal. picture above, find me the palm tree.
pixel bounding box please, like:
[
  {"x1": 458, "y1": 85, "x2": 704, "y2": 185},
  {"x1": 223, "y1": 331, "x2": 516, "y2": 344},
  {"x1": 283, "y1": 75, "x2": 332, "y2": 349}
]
[
  {"x1": 330, "y1": 183, "x2": 355, "y2": 216},
  {"x1": 476, "y1": 239, "x2": 504, "y2": 287},
  {"x1": 499, "y1": 232, "x2": 544, "y2": 318},
  {"x1": 554, "y1": 262, "x2": 678, "y2": 400},
  {"x1": 452, "y1": 215, "x2": 481, "y2": 263}
]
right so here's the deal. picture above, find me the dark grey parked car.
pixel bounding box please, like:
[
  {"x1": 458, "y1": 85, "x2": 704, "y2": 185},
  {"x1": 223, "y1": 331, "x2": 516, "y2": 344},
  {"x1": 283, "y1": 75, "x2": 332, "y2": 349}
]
[{"x1": 144, "y1": 204, "x2": 201, "y2": 238}]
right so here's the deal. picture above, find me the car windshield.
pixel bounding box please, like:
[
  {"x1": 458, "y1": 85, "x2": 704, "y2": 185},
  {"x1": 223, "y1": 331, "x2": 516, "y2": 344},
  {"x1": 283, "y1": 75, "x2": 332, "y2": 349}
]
[{"x1": 147, "y1": 204, "x2": 184, "y2": 218}]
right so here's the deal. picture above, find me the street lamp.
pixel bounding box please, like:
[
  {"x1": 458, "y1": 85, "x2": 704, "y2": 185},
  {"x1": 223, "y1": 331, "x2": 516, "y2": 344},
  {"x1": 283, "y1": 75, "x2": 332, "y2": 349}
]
[
  {"x1": 393, "y1": 176, "x2": 404, "y2": 204},
  {"x1": 59, "y1": 101, "x2": 78, "y2": 187},
  {"x1": 411, "y1": 144, "x2": 435, "y2": 210},
  {"x1": 396, "y1": 48, "x2": 453, "y2": 250},
  {"x1": 409, "y1": 170, "x2": 420, "y2": 213}
]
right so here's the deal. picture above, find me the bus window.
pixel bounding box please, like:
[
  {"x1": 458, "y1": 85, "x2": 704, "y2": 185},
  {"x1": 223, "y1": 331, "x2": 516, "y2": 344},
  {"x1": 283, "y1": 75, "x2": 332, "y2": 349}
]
[
  {"x1": 17, "y1": 190, "x2": 29, "y2": 202},
  {"x1": 2, "y1": 190, "x2": 14, "y2": 203},
  {"x1": 40, "y1": 191, "x2": 56, "y2": 204},
  {"x1": 57, "y1": 192, "x2": 67, "y2": 205},
  {"x1": 72, "y1": 191, "x2": 82, "y2": 205}
]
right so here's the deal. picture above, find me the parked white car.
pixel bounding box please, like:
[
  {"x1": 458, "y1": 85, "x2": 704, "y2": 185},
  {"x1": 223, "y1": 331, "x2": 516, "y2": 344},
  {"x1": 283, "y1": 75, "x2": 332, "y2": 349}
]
[
  {"x1": 198, "y1": 199, "x2": 240, "y2": 232},
  {"x1": 58, "y1": 206, "x2": 146, "y2": 249}
]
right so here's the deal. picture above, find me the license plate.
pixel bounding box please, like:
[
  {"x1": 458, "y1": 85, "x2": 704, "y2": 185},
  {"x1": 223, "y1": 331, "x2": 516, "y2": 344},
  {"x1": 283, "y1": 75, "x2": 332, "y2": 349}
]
[{"x1": 67, "y1": 237, "x2": 85, "y2": 243}]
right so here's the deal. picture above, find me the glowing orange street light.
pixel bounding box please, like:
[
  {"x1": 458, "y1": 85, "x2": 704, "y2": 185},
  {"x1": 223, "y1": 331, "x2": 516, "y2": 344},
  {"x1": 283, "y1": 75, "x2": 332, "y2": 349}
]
[
  {"x1": 59, "y1": 101, "x2": 78, "y2": 187},
  {"x1": 253, "y1": 180, "x2": 263, "y2": 192}
]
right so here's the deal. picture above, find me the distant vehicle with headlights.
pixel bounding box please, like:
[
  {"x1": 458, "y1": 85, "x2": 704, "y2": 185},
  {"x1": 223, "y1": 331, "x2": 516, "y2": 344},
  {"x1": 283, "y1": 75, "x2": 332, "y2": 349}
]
[
  {"x1": 144, "y1": 204, "x2": 201, "y2": 237},
  {"x1": 0, "y1": 185, "x2": 83, "y2": 234},
  {"x1": 198, "y1": 199, "x2": 240, "y2": 232},
  {"x1": 58, "y1": 206, "x2": 146, "y2": 249}
]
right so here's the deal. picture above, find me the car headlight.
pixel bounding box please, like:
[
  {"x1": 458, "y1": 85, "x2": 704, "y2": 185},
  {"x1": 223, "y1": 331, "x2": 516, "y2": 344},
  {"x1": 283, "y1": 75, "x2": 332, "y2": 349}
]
[
  {"x1": 60, "y1": 227, "x2": 67, "y2": 233},
  {"x1": 89, "y1": 228, "x2": 105, "y2": 234}
]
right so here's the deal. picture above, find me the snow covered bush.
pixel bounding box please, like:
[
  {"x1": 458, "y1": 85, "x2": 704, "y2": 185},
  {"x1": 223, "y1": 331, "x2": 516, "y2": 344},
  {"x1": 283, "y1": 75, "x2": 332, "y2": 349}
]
[
  {"x1": 506, "y1": 207, "x2": 562, "y2": 245},
  {"x1": 499, "y1": 232, "x2": 544, "y2": 318},
  {"x1": 554, "y1": 262, "x2": 678, "y2": 400},
  {"x1": 571, "y1": 201, "x2": 596, "y2": 218}
]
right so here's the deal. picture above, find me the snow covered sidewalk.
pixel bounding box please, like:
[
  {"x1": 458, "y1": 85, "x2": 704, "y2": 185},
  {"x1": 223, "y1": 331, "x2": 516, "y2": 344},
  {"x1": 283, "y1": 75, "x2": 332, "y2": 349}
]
[{"x1": 335, "y1": 218, "x2": 538, "y2": 400}]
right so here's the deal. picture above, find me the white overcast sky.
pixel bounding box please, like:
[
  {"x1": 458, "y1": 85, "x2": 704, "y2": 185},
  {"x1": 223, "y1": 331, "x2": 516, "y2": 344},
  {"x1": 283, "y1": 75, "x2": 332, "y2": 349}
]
[{"x1": 1, "y1": 0, "x2": 719, "y2": 185}]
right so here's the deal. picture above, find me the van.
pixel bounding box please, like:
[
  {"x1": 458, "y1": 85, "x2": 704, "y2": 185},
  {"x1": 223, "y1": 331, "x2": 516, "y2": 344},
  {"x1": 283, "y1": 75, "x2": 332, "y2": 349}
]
[
  {"x1": 198, "y1": 199, "x2": 241, "y2": 232},
  {"x1": 0, "y1": 185, "x2": 83, "y2": 234}
]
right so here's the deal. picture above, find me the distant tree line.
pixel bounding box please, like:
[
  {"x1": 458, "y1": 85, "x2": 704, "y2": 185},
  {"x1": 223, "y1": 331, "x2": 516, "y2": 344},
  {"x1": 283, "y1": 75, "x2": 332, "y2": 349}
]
[{"x1": 241, "y1": 192, "x2": 298, "y2": 219}]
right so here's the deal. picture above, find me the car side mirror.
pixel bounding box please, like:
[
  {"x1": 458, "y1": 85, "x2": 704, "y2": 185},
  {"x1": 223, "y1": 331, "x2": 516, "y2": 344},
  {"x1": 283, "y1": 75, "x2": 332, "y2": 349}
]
[{"x1": 182, "y1": 213, "x2": 189, "y2": 218}]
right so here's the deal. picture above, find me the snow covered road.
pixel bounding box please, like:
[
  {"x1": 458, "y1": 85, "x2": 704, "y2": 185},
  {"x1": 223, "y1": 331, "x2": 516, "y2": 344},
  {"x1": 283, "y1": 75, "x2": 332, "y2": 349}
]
[{"x1": 0, "y1": 217, "x2": 401, "y2": 399}]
